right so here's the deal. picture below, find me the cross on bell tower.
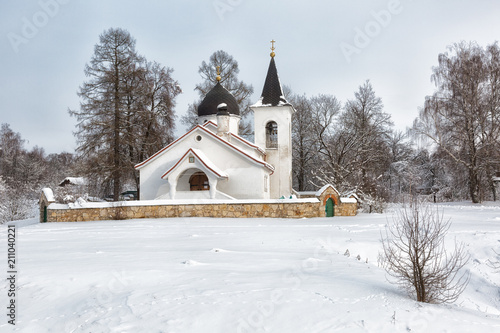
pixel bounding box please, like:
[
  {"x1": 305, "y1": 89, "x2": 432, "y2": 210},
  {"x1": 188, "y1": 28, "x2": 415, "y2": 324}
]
[{"x1": 251, "y1": 40, "x2": 295, "y2": 199}]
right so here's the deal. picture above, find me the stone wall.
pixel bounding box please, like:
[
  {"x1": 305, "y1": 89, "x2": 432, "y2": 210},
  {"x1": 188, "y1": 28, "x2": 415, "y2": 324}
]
[
  {"x1": 44, "y1": 201, "x2": 322, "y2": 222},
  {"x1": 40, "y1": 184, "x2": 358, "y2": 223},
  {"x1": 337, "y1": 202, "x2": 357, "y2": 216}
]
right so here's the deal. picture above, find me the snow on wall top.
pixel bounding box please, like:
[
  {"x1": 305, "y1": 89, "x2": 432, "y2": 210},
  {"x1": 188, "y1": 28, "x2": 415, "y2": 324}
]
[
  {"x1": 42, "y1": 188, "x2": 55, "y2": 202},
  {"x1": 340, "y1": 197, "x2": 358, "y2": 203},
  {"x1": 315, "y1": 184, "x2": 340, "y2": 197},
  {"x1": 48, "y1": 197, "x2": 320, "y2": 210}
]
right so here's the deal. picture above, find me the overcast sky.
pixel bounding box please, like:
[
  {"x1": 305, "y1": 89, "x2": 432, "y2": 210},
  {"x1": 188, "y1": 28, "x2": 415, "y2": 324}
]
[{"x1": 1, "y1": 0, "x2": 500, "y2": 154}]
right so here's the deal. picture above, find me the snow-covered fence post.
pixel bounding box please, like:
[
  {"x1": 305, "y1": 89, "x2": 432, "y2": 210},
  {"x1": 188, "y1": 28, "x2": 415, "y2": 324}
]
[{"x1": 39, "y1": 188, "x2": 55, "y2": 222}]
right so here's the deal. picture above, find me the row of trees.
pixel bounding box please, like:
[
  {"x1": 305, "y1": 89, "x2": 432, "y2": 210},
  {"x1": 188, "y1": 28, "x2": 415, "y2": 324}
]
[
  {"x1": 62, "y1": 32, "x2": 500, "y2": 205},
  {"x1": 3, "y1": 28, "x2": 497, "y2": 213},
  {"x1": 288, "y1": 82, "x2": 439, "y2": 208},
  {"x1": 0, "y1": 123, "x2": 76, "y2": 222},
  {"x1": 413, "y1": 41, "x2": 500, "y2": 203},
  {"x1": 289, "y1": 42, "x2": 500, "y2": 205}
]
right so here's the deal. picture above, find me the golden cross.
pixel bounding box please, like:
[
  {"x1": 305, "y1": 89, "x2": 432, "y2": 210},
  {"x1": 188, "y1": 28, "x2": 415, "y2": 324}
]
[
  {"x1": 216, "y1": 66, "x2": 221, "y2": 81},
  {"x1": 270, "y1": 40, "x2": 276, "y2": 51}
]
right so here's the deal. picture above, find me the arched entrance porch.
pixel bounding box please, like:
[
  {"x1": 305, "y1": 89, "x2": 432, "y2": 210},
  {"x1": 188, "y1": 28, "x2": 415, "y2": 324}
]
[{"x1": 169, "y1": 168, "x2": 218, "y2": 199}]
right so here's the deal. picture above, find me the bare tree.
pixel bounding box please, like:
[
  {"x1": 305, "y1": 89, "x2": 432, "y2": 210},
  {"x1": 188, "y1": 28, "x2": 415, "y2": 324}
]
[
  {"x1": 380, "y1": 199, "x2": 470, "y2": 303},
  {"x1": 69, "y1": 28, "x2": 180, "y2": 200},
  {"x1": 70, "y1": 28, "x2": 141, "y2": 200},
  {"x1": 0, "y1": 123, "x2": 25, "y2": 185},
  {"x1": 126, "y1": 61, "x2": 181, "y2": 194},
  {"x1": 0, "y1": 175, "x2": 34, "y2": 223},
  {"x1": 487, "y1": 249, "x2": 500, "y2": 272},
  {"x1": 289, "y1": 92, "x2": 320, "y2": 191},
  {"x1": 342, "y1": 81, "x2": 393, "y2": 195},
  {"x1": 181, "y1": 50, "x2": 254, "y2": 136},
  {"x1": 312, "y1": 81, "x2": 392, "y2": 204},
  {"x1": 413, "y1": 42, "x2": 500, "y2": 203}
]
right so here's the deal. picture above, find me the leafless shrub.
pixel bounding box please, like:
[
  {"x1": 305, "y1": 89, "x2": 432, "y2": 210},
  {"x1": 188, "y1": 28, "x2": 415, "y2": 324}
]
[
  {"x1": 361, "y1": 194, "x2": 387, "y2": 213},
  {"x1": 380, "y1": 199, "x2": 470, "y2": 303},
  {"x1": 487, "y1": 249, "x2": 500, "y2": 272}
]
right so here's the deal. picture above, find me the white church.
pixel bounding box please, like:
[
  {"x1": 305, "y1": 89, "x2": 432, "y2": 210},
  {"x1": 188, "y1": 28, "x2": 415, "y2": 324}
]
[
  {"x1": 135, "y1": 46, "x2": 294, "y2": 201},
  {"x1": 40, "y1": 43, "x2": 358, "y2": 222}
]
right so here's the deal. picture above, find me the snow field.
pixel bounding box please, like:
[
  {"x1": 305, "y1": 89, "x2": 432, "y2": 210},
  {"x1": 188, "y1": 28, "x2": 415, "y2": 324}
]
[{"x1": 0, "y1": 202, "x2": 499, "y2": 332}]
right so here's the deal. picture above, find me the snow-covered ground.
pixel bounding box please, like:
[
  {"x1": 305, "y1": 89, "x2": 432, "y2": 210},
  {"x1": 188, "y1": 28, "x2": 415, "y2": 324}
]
[{"x1": 1, "y1": 202, "x2": 500, "y2": 332}]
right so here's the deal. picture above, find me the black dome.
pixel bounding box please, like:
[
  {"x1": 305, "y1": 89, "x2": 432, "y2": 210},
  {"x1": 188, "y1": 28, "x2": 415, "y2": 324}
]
[{"x1": 197, "y1": 82, "x2": 240, "y2": 116}]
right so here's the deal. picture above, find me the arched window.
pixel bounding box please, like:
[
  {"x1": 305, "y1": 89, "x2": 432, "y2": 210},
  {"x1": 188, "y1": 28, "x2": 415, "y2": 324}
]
[{"x1": 266, "y1": 121, "x2": 278, "y2": 148}]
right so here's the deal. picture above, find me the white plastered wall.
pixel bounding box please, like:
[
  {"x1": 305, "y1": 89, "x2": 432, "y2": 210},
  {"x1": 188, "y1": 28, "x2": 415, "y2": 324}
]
[
  {"x1": 137, "y1": 129, "x2": 271, "y2": 200},
  {"x1": 252, "y1": 104, "x2": 294, "y2": 199}
]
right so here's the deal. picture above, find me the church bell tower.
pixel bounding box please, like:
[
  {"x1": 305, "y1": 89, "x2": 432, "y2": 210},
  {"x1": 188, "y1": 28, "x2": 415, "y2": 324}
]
[{"x1": 251, "y1": 41, "x2": 295, "y2": 199}]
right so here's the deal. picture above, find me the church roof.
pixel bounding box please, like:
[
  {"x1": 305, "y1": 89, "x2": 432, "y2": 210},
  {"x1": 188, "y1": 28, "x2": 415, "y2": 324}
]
[
  {"x1": 134, "y1": 125, "x2": 274, "y2": 173},
  {"x1": 161, "y1": 148, "x2": 228, "y2": 180},
  {"x1": 202, "y1": 121, "x2": 266, "y2": 156},
  {"x1": 259, "y1": 56, "x2": 289, "y2": 107},
  {"x1": 197, "y1": 82, "x2": 240, "y2": 116}
]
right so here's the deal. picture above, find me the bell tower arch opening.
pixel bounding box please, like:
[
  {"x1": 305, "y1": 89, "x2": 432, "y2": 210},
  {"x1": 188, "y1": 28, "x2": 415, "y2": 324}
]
[{"x1": 266, "y1": 121, "x2": 278, "y2": 148}]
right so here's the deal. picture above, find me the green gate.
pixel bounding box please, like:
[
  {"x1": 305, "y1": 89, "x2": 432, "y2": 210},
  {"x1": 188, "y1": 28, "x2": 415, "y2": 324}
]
[{"x1": 325, "y1": 198, "x2": 334, "y2": 217}]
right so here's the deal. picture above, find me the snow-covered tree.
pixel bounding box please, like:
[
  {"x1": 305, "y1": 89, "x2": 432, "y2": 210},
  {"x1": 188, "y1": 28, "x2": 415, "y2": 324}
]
[
  {"x1": 0, "y1": 176, "x2": 34, "y2": 223},
  {"x1": 413, "y1": 41, "x2": 500, "y2": 203},
  {"x1": 312, "y1": 81, "x2": 393, "y2": 202}
]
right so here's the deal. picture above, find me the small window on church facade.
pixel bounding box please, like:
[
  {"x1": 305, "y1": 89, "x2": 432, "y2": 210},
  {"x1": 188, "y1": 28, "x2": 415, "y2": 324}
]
[{"x1": 266, "y1": 121, "x2": 278, "y2": 148}]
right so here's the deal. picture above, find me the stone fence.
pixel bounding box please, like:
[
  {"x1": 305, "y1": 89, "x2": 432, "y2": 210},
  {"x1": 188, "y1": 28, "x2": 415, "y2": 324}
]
[{"x1": 40, "y1": 186, "x2": 358, "y2": 223}]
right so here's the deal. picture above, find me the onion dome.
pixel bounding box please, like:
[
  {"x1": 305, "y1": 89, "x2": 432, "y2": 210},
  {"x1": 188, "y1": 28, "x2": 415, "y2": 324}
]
[
  {"x1": 197, "y1": 82, "x2": 240, "y2": 116},
  {"x1": 197, "y1": 66, "x2": 239, "y2": 116}
]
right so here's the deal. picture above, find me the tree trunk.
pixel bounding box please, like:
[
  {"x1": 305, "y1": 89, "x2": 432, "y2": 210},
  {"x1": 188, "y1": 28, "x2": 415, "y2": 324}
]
[
  {"x1": 469, "y1": 167, "x2": 480, "y2": 203},
  {"x1": 113, "y1": 64, "x2": 121, "y2": 201}
]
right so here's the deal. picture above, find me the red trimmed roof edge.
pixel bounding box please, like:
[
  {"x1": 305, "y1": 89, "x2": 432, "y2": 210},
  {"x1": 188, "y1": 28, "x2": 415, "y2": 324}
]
[
  {"x1": 203, "y1": 120, "x2": 265, "y2": 156},
  {"x1": 134, "y1": 125, "x2": 202, "y2": 169},
  {"x1": 230, "y1": 133, "x2": 266, "y2": 156},
  {"x1": 135, "y1": 124, "x2": 274, "y2": 174},
  {"x1": 161, "y1": 148, "x2": 227, "y2": 179}
]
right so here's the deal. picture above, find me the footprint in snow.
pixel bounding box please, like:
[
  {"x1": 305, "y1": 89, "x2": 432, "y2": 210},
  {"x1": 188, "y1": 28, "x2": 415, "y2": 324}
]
[
  {"x1": 182, "y1": 260, "x2": 205, "y2": 266},
  {"x1": 211, "y1": 248, "x2": 229, "y2": 253}
]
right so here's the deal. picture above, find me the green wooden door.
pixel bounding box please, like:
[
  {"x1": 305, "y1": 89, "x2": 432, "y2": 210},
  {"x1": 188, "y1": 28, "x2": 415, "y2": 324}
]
[
  {"x1": 325, "y1": 198, "x2": 334, "y2": 217},
  {"x1": 43, "y1": 206, "x2": 47, "y2": 222}
]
